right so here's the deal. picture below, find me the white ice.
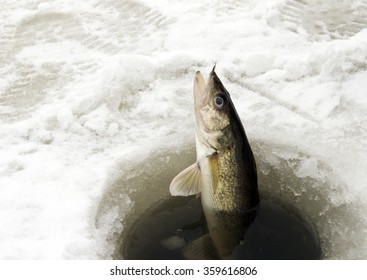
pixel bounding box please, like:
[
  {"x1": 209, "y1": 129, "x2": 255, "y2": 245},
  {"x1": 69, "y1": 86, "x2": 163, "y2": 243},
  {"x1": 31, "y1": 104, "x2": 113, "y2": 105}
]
[{"x1": 0, "y1": 0, "x2": 366, "y2": 259}]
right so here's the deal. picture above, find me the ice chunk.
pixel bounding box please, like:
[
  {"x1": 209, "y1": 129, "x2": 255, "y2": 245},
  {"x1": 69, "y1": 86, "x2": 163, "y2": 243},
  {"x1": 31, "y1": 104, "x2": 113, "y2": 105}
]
[
  {"x1": 161, "y1": 236, "x2": 186, "y2": 251},
  {"x1": 56, "y1": 107, "x2": 75, "y2": 130},
  {"x1": 295, "y1": 158, "x2": 321, "y2": 179}
]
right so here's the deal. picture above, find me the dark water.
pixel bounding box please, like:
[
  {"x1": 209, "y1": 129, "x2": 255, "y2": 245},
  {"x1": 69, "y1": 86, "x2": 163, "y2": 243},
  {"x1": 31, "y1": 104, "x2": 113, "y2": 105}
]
[{"x1": 122, "y1": 196, "x2": 320, "y2": 260}]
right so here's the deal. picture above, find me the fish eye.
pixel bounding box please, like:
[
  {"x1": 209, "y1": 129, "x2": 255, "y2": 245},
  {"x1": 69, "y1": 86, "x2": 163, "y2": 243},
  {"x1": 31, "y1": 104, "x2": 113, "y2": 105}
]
[{"x1": 214, "y1": 93, "x2": 227, "y2": 110}]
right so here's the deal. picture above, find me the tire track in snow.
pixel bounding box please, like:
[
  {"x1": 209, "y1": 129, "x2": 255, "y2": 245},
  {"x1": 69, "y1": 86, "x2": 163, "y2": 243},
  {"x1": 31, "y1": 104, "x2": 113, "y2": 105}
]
[
  {"x1": 79, "y1": 0, "x2": 174, "y2": 54},
  {"x1": 0, "y1": 0, "x2": 175, "y2": 123},
  {"x1": 208, "y1": 0, "x2": 255, "y2": 17},
  {"x1": 279, "y1": 0, "x2": 367, "y2": 40}
]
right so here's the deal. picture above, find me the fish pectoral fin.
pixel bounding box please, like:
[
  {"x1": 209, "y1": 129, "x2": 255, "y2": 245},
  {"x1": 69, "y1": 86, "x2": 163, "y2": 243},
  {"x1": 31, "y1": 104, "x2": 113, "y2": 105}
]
[
  {"x1": 183, "y1": 234, "x2": 219, "y2": 260},
  {"x1": 169, "y1": 162, "x2": 202, "y2": 196}
]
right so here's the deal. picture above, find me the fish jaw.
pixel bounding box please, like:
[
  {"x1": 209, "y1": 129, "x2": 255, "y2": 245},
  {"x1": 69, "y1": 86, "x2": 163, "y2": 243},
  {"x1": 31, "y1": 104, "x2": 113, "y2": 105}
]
[
  {"x1": 194, "y1": 70, "x2": 234, "y2": 151},
  {"x1": 193, "y1": 71, "x2": 207, "y2": 114}
]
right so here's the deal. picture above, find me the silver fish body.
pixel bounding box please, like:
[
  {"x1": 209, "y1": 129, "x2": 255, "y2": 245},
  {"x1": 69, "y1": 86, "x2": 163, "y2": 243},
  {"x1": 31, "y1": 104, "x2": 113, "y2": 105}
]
[{"x1": 170, "y1": 66, "x2": 259, "y2": 259}]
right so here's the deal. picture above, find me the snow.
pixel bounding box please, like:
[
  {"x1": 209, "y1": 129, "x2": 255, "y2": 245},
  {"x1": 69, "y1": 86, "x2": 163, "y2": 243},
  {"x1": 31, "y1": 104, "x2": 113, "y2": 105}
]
[{"x1": 0, "y1": 0, "x2": 367, "y2": 259}]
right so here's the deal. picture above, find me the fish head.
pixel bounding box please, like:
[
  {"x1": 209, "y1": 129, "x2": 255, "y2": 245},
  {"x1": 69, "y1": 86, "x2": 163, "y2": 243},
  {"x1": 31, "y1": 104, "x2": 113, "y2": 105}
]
[{"x1": 194, "y1": 66, "x2": 237, "y2": 151}]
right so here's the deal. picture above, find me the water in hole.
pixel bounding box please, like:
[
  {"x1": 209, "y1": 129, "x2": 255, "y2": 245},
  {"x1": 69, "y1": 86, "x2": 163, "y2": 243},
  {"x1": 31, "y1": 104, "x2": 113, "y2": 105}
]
[{"x1": 123, "y1": 194, "x2": 320, "y2": 260}]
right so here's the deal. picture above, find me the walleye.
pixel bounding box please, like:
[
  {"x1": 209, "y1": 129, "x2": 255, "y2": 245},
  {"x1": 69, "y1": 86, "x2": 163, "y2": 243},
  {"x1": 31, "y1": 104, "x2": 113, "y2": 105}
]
[{"x1": 170, "y1": 66, "x2": 259, "y2": 259}]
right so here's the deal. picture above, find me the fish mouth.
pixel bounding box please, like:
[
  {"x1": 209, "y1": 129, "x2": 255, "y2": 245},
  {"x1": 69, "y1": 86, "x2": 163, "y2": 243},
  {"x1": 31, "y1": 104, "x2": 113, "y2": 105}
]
[
  {"x1": 207, "y1": 66, "x2": 225, "y2": 93},
  {"x1": 194, "y1": 71, "x2": 207, "y2": 94},
  {"x1": 193, "y1": 70, "x2": 216, "y2": 149},
  {"x1": 208, "y1": 64, "x2": 217, "y2": 83},
  {"x1": 194, "y1": 63, "x2": 218, "y2": 101},
  {"x1": 194, "y1": 65, "x2": 218, "y2": 109},
  {"x1": 194, "y1": 71, "x2": 208, "y2": 111},
  {"x1": 211, "y1": 62, "x2": 217, "y2": 73}
]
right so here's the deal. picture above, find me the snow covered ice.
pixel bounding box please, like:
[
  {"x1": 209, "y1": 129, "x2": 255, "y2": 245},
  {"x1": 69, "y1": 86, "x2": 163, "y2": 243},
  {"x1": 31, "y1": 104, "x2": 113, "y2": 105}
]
[{"x1": 0, "y1": 0, "x2": 367, "y2": 259}]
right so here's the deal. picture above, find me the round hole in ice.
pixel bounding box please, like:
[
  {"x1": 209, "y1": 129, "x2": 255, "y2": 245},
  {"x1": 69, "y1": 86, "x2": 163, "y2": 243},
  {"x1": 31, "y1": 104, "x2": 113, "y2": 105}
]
[{"x1": 95, "y1": 141, "x2": 364, "y2": 259}]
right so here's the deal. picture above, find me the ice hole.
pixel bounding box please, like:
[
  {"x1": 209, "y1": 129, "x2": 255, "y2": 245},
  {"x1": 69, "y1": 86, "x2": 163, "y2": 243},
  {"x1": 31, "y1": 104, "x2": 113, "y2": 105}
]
[{"x1": 95, "y1": 141, "x2": 364, "y2": 259}]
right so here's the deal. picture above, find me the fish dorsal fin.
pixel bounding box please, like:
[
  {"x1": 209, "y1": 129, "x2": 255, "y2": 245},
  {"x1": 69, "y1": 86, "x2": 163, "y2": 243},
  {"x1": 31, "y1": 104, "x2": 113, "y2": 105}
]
[
  {"x1": 183, "y1": 234, "x2": 219, "y2": 260},
  {"x1": 169, "y1": 162, "x2": 202, "y2": 196}
]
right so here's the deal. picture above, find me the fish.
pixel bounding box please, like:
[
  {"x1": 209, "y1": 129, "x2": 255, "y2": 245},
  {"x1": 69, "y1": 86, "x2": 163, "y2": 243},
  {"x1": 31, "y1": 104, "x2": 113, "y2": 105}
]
[{"x1": 169, "y1": 65, "x2": 260, "y2": 259}]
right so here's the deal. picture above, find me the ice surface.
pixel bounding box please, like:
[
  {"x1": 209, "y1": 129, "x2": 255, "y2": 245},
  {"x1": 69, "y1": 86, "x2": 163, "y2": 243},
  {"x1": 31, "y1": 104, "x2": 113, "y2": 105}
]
[{"x1": 0, "y1": 0, "x2": 367, "y2": 259}]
